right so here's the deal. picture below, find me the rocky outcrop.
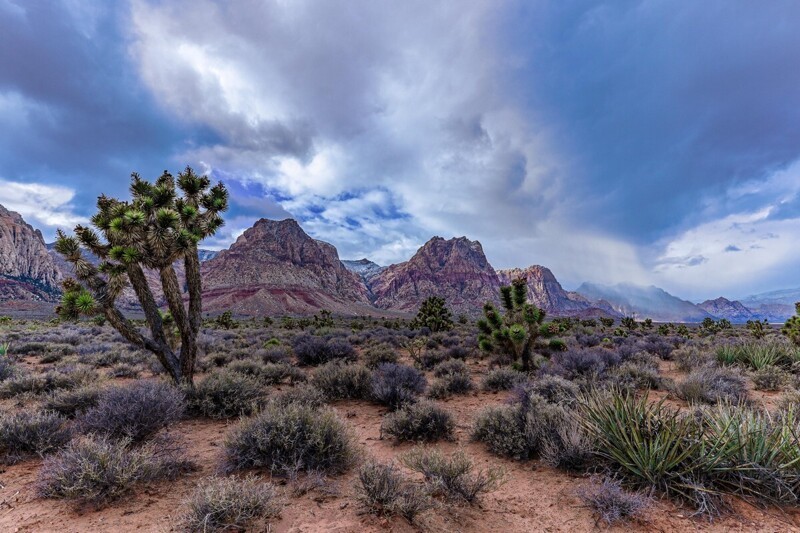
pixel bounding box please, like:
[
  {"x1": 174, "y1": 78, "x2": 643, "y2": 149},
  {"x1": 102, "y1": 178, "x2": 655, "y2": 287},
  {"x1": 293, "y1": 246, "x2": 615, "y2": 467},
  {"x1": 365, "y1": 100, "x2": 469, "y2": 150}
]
[
  {"x1": 342, "y1": 259, "x2": 385, "y2": 285},
  {"x1": 0, "y1": 205, "x2": 61, "y2": 301},
  {"x1": 200, "y1": 218, "x2": 372, "y2": 315},
  {"x1": 698, "y1": 297, "x2": 758, "y2": 323},
  {"x1": 370, "y1": 236, "x2": 500, "y2": 315}
]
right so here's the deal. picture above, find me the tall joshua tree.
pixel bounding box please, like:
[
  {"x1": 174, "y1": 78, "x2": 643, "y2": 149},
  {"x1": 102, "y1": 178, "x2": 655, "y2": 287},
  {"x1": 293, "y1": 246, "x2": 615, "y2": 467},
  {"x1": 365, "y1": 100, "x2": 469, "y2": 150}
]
[
  {"x1": 55, "y1": 168, "x2": 228, "y2": 385},
  {"x1": 477, "y1": 278, "x2": 552, "y2": 372}
]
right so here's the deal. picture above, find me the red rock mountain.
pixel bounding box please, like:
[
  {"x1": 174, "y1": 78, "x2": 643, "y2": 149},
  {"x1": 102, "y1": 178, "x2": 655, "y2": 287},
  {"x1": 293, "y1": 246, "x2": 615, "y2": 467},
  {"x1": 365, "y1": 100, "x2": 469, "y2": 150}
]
[
  {"x1": 497, "y1": 265, "x2": 608, "y2": 316},
  {"x1": 0, "y1": 205, "x2": 61, "y2": 301},
  {"x1": 369, "y1": 236, "x2": 501, "y2": 314},
  {"x1": 200, "y1": 218, "x2": 373, "y2": 315}
]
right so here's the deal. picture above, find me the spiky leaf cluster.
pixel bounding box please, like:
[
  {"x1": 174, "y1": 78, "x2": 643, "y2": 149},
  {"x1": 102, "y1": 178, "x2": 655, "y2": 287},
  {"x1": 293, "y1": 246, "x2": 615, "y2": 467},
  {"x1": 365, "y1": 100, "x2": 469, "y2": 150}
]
[{"x1": 477, "y1": 278, "x2": 553, "y2": 371}]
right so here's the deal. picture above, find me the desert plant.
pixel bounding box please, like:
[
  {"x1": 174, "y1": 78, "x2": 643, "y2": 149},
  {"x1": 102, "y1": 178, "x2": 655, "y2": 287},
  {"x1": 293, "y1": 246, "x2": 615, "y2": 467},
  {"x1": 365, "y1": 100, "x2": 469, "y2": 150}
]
[
  {"x1": 181, "y1": 476, "x2": 282, "y2": 532},
  {"x1": 54, "y1": 168, "x2": 228, "y2": 385},
  {"x1": 481, "y1": 367, "x2": 527, "y2": 391},
  {"x1": 477, "y1": 278, "x2": 552, "y2": 371},
  {"x1": 43, "y1": 386, "x2": 102, "y2": 418},
  {"x1": 223, "y1": 403, "x2": 357, "y2": 476},
  {"x1": 381, "y1": 400, "x2": 455, "y2": 442},
  {"x1": 311, "y1": 361, "x2": 372, "y2": 400},
  {"x1": 292, "y1": 335, "x2": 355, "y2": 366},
  {"x1": 401, "y1": 447, "x2": 504, "y2": 504},
  {"x1": 214, "y1": 311, "x2": 238, "y2": 330},
  {"x1": 411, "y1": 296, "x2": 453, "y2": 332},
  {"x1": 356, "y1": 460, "x2": 433, "y2": 523},
  {"x1": 370, "y1": 363, "x2": 426, "y2": 410},
  {"x1": 577, "y1": 477, "x2": 650, "y2": 525},
  {"x1": 784, "y1": 303, "x2": 800, "y2": 346},
  {"x1": 674, "y1": 366, "x2": 747, "y2": 405},
  {"x1": 37, "y1": 435, "x2": 192, "y2": 507},
  {"x1": 748, "y1": 319, "x2": 770, "y2": 340},
  {"x1": 270, "y1": 384, "x2": 326, "y2": 409},
  {"x1": 0, "y1": 410, "x2": 72, "y2": 463},
  {"x1": 188, "y1": 370, "x2": 265, "y2": 419},
  {"x1": 621, "y1": 317, "x2": 638, "y2": 331},
  {"x1": 752, "y1": 366, "x2": 788, "y2": 391},
  {"x1": 526, "y1": 375, "x2": 580, "y2": 406},
  {"x1": 362, "y1": 344, "x2": 398, "y2": 368},
  {"x1": 80, "y1": 381, "x2": 185, "y2": 443}
]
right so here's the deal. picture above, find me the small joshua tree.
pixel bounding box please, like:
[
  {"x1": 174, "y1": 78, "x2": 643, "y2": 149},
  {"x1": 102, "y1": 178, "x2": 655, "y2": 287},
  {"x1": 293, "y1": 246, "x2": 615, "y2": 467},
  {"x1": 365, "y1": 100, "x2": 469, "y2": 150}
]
[
  {"x1": 783, "y1": 303, "x2": 800, "y2": 346},
  {"x1": 477, "y1": 278, "x2": 552, "y2": 372},
  {"x1": 55, "y1": 167, "x2": 228, "y2": 385},
  {"x1": 411, "y1": 296, "x2": 453, "y2": 332}
]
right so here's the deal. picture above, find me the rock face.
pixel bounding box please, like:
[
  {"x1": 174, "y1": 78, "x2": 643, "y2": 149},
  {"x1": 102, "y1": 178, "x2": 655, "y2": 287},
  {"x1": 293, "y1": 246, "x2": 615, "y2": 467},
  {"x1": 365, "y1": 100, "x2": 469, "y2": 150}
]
[
  {"x1": 698, "y1": 297, "x2": 757, "y2": 323},
  {"x1": 200, "y1": 218, "x2": 372, "y2": 315},
  {"x1": 342, "y1": 259, "x2": 385, "y2": 285},
  {"x1": 0, "y1": 205, "x2": 61, "y2": 301},
  {"x1": 370, "y1": 236, "x2": 500, "y2": 314}
]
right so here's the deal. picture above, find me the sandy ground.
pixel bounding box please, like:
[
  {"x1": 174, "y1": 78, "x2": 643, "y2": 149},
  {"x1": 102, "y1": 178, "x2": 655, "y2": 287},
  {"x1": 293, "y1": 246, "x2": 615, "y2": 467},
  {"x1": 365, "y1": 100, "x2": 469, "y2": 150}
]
[{"x1": 1, "y1": 358, "x2": 800, "y2": 532}]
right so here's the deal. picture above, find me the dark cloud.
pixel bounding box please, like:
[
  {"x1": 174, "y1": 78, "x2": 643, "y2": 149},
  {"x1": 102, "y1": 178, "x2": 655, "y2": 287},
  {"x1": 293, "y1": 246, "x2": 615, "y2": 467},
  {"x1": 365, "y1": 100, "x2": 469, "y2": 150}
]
[{"x1": 725, "y1": 245, "x2": 741, "y2": 252}]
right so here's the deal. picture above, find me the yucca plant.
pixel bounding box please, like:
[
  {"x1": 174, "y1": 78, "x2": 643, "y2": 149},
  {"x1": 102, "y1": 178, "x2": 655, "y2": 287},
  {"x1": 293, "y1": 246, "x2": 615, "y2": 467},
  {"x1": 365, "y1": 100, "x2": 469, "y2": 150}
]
[
  {"x1": 55, "y1": 168, "x2": 228, "y2": 385},
  {"x1": 0, "y1": 343, "x2": 9, "y2": 358},
  {"x1": 715, "y1": 345, "x2": 738, "y2": 366},
  {"x1": 477, "y1": 278, "x2": 553, "y2": 371}
]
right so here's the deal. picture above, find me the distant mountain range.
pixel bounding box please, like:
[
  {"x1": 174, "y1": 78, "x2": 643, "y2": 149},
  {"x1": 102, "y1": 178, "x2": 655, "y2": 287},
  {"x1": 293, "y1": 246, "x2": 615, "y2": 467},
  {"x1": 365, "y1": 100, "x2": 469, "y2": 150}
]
[{"x1": 0, "y1": 202, "x2": 797, "y2": 321}]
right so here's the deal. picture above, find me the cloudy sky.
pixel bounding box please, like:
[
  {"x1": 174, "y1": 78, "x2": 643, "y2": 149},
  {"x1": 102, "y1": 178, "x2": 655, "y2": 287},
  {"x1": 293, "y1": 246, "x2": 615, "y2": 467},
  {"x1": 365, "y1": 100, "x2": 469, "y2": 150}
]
[{"x1": 2, "y1": 0, "x2": 800, "y2": 301}]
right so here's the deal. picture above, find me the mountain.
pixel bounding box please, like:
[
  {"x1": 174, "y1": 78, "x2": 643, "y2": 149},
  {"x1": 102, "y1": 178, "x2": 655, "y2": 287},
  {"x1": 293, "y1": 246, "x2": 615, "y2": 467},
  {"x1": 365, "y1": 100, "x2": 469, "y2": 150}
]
[
  {"x1": 0, "y1": 205, "x2": 61, "y2": 301},
  {"x1": 370, "y1": 236, "x2": 500, "y2": 314},
  {"x1": 497, "y1": 265, "x2": 617, "y2": 318},
  {"x1": 342, "y1": 258, "x2": 385, "y2": 285},
  {"x1": 697, "y1": 297, "x2": 757, "y2": 323},
  {"x1": 200, "y1": 218, "x2": 373, "y2": 315},
  {"x1": 739, "y1": 288, "x2": 798, "y2": 321},
  {"x1": 576, "y1": 282, "x2": 713, "y2": 323}
]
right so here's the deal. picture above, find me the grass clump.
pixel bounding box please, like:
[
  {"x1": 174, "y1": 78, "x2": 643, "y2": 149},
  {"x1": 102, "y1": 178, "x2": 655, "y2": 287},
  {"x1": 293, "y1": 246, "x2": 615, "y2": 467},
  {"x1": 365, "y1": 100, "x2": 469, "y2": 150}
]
[
  {"x1": 37, "y1": 436, "x2": 192, "y2": 508},
  {"x1": 0, "y1": 410, "x2": 72, "y2": 464},
  {"x1": 181, "y1": 476, "x2": 282, "y2": 532},
  {"x1": 577, "y1": 477, "x2": 650, "y2": 525},
  {"x1": 188, "y1": 370, "x2": 265, "y2": 419},
  {"x1": 381, "y1": 399, "x2": 455, "y2": 443},
  {"x1": 674, "y1": 366, "x2": 747, "y2": 405},
  {"x1": 223, "y1": 403, "x2": 357, "y2": 476},
  {"x1": 80, "y1": 381, "x2": 185, "y2": 443},
  {"x1": 311, "y1": 361, "x2": 371, "y2": 400},
  {"x1": 401, "y1": 447, "x2": 504, "y2": 505},
  {"x1": 481, "y1": 368, "x2": 527, "y2": 392},
  {"x1": 356, "y1": 460, "x2": 433, "y2": 523}
]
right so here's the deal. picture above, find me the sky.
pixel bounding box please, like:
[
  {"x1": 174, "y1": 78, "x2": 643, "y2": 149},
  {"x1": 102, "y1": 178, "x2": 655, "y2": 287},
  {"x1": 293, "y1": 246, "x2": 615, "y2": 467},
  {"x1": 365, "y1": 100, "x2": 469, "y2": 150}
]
[{"x1": 2, "y1": 0, "x2": 800, "y2": 302}]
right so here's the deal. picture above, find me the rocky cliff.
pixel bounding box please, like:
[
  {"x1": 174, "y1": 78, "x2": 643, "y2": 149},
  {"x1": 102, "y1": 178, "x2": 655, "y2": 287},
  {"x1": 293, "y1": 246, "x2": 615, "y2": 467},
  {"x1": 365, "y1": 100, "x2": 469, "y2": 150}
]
[
  {"x1": 0, "y1": 205, "x2": 61, "y2": 301},
  {"x1": 200, "y1": 218, "x2": 372, "y2": 315}
]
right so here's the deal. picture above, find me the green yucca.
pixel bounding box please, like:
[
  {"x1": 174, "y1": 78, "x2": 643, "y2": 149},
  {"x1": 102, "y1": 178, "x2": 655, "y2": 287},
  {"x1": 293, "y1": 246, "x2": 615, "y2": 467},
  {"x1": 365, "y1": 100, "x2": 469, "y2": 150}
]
[{"x1": 54, "y1": 168, "x2": 228, "y2": 385}]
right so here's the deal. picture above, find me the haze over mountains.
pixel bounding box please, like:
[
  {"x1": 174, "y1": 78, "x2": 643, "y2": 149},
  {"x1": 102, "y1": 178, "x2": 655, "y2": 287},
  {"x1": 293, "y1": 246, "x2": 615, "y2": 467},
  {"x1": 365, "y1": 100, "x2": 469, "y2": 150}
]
[{"x1": 0, "y1": 203, "x2": 795, "y2": 322}]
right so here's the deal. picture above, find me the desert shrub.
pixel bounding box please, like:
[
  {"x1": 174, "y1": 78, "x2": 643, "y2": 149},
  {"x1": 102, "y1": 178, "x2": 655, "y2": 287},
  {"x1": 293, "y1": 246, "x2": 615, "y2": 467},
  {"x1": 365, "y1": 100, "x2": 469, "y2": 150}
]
[
  {"x1": 42, "y1": 386, "x2": 101, "y2": 418},
  {"x1": 1, "y1": 367, "x2": 97, "y2": 398},
  {"x1": 472, "y1": 392, "x2": 568, "y2": 460},
  {"x1": 356, "y1": 460, "x2": 433, "y2": 523},
  {"x1": 548, "y1": 348, "x2": 620, "y2": 382},
  {"x1": 381, "y1": 400, "x2": 455, "y2": 442},
  {"x1": 641, "y1": 338, "x2": 675, "y2": 360},
  {"x1": 577, "y1": 477, "x2": 650, "y2": 525},
  {"x1": 270, "y1": 384, "x2": 326, "y2": 409},
  {"x1": 37, "y1": 435, "x2": 192, "y2": 507},
  {"x1": 674, "y1": 366, "x2": 747, "y2": 405},
  {"x1": 0, "y1": 358, "x2": 16, "y2": 381},
  {"x1": 371, "y1": 363, "x2": 426, "y2": 410},
  {"x1": 576, "y1": 333, "x2": 601, "y2": 348},
  {"x1": 108, "y1": 362, "x2": 141, "y2": 378},
  {"x1": 482, "y1": 368, "x2": 527, "y2": 391},
  {"x1": 432, "y1": 359, "x2": 469, "y2": 378},
  {"x1": 401, "y1": 448, "x2": 504, "y2": 504},
  {"x1": 428, "y1": 373, "x2": 474, "y2": 398},
  {"x1": 608, "y1": 361, "x2": 663, "y2": 391},
  {"x1": 525, "y1": 375, "x2": 580, "y2": 406},
  {"x1": 227, "y1": 359, "x2": 267, "y2": 377},
  {"x1": 188, "y1": 371, "x2": 265, "y2": 419},
  {"x1": 752, "y1": 366, "x2": 788, "y2": 391},
  {"x1": 0, "y1": 410, "x2": 72, "y2": 463},
  {"x1": 259, "y1": 345, "x2": 292, "y2": 364},
  {"x1": 260, "y1": 362, "x2": 305, "y2": 385},
  {"x1": 540, "y1": 417, "x2": 595, "y2": 472},
  {"x1": 292, "y1": 335, "x2": 355, "y2": 366},
  {"x1": 311, "y1": 362, "x2": 371, "y2": 400},
  {"x1": 181, "y1": 476, "x2": 282, "y2": 532},
  {"x1": 363, "y1": 345, "x2": 398, "y2": 369},
  {"x1": 223, "y1": 403, "x2": 357, "y2": 476},
  {"x1": 80, "y1": 381, "x2": 184, "y2": 443}
]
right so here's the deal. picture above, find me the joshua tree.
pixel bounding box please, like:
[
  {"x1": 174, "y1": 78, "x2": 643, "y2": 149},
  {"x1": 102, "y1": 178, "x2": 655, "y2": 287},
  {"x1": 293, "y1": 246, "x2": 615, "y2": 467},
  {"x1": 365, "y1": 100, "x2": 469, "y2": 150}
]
[
  {"x1": 783, "y1": 303, "x2": 800, "y2": 346},
  {"x1": 55, "y1": 168, "x2": 228, "y2": 385},
  {"x1": 477, "y1": 278, "x2": 552, "y2": 372},
  {"x1": 411, "y1": 296, "x2": 453, "y2": 332}
]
